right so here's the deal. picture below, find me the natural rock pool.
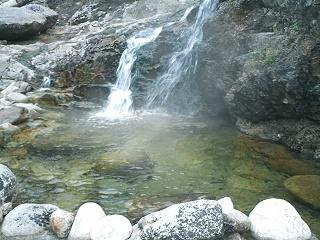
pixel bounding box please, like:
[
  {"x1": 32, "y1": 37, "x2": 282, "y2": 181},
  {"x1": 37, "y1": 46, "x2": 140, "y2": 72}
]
[{"x1": 1, "y1": 108, "x2": 319, "y2": 236}]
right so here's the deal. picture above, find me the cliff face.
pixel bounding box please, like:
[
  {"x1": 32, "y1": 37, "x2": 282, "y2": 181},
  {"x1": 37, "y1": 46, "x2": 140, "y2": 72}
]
[{"x1": 199, "y1": 0, "x2": 320, "y2": 160}]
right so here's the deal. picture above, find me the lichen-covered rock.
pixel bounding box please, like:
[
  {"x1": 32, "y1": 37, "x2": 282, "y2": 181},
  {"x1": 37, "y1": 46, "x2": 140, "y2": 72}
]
[
  {"x1": 90, "y1": 215, "x2": 132, "y2": 240},
  {"x1": 284, "y1": 175, "x2": 320, "y2": 210},
  {"x1": 249, "y1": 198, "x2": 311, "y2": 240},
  {"x1": 135, "y1": 199, "x2": 224, "y2": 240},
  {"x1": 50, "y1": 209, "x2": 74, "y2": 239},
  {"x1": 68, "y1": 202, "x2": 106, "y2": 240},
  {"x1": 1, "y1": 203, "x2": 58, "y2": 238},
  {"x1": 0, "y1": 164, "x2": 16, "y2": 203}
]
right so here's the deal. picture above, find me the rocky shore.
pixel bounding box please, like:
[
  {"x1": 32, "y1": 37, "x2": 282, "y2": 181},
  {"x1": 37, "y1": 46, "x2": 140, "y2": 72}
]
[{"x1": 0, "y1": 163, "x2": 317, "y2": 240}]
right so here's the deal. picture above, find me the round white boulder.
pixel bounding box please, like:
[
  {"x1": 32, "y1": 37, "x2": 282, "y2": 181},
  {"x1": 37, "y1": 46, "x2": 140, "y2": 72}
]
[
  {"x1": 68, "y1": 202, "x2": 106, "y2": 240},
  {"x1": 249, "y1": 198, "x2": 312, "y2": 240},
  {"x1": 90, "y1": 215, "x2": 133, "y2": 240}
]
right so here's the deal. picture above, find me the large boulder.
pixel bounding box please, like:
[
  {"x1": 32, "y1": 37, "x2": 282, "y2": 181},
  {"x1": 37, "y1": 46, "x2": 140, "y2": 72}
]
[
  {"x1": 284, "y1": 175, "x2": 320, "y2": 210},
  {"x1": 0, "y1": 4, "x2": 58, "y2": 40},
  {"x1": 1, "y1": 203, "x2": 59, "y2": 238},
  {"x1": 68, "y1": 202, "x2": 106, "y2": 240},
  {"x1": 0, "y1": 164, "x2": 16, "y2": 203},
  {"x1": 249, "y1": 198, "x2": 312, "y2": 240},
  {"x1": 134, "y1": 199, "x2": 224, "y2": 240}
]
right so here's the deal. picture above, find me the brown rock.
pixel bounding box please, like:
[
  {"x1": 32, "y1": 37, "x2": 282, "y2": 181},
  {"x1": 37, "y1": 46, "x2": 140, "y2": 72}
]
[
  {"x1": 284, "y1": 175, "x2": 320, "y2": 210},
  {"x1": 50, "y1": 209, "x2": 75, "y2": 239}
]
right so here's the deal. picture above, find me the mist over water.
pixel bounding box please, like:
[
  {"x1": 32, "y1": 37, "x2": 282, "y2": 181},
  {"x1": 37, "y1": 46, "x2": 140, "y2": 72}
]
[{"x1": 145, "y1": 0, "x2": 219, "y2": 108}]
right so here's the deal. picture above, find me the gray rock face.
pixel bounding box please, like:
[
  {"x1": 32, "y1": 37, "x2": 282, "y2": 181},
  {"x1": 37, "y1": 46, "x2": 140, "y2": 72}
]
[
  {"x1": 0, "y1": 164, "x2": 16, "y2": 203},
  {"x1": 135, "y1": 200, "x2": 224, "y2": 240},
  {"x1": 0, "y1": 106, "x2": 26, "y2": 125},
  {"x1": 1, "y1": 203, "x2": 58, "y2": 237},
  {"x1": 24, "y1": 4, "x2": 58, "y2": 27},
  {"x1": 0, "y1": 4, "x2": 58, "y2": 40}
]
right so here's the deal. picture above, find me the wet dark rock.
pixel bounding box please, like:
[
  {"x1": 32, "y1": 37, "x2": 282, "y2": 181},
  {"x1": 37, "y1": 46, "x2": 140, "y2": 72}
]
[
  {"x1": 0, "y1": 164, "x2": 16, "y2": 203},
  {"x1": 284, "y1": 175, "x2": 320, "y2": 210},
  {"x1": 29, "y1": 90, "x2": 74, "y2": 106},
  {"x1": 74, "y1": 84, "x2": 110, "y2": 104},
  {"x1": 1, "y1": 203, "x2": 58, "y2": 238},
  {"x1": 198, "y1": 0, "x2": 320, "y2": 159},
  {"x1": 134, "y1": 200, "x2": 224, "y2": 240},
  {"x1": 0, "y1": 4, "x2": 58, "y2": 40},
  {"x1": 237, "y1": 118, "x2": 320, "y2": 161}
]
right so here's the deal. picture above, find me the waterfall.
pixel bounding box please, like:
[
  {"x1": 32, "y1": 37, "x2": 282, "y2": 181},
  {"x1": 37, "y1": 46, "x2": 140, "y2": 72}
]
[
  {"x1": 97, "y1": 27, "x2": 163, "y2": 119},
  {"x1": 145, "y1": 0, "x2": 219, "y2": 108}
]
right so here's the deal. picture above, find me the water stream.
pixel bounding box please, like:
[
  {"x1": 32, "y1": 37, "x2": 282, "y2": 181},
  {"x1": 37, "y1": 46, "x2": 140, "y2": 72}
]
[
  {"x1": 145, "y1": 0, "x2": 219, "y2": 108},
  {"x1": 97, "y1": 27, "x2": 162, "y2": 119}
]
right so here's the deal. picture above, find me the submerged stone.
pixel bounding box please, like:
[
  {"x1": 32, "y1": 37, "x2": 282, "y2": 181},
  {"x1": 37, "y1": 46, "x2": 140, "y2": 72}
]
[{"x1": 284, "y1": 175, "x2": 320, "y2": 210}]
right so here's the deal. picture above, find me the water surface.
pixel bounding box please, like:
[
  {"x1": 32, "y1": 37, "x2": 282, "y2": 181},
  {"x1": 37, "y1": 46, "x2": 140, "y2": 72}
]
[{"x1": 1, "y1": 109, "x2": 319, "y2": 236}]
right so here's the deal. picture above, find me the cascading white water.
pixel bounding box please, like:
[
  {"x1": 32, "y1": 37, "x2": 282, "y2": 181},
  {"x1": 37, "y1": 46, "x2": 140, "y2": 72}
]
[
  {"x1": 97, "y1": 27, "x2": 163, "y2": 119},
  {"x1": 145, "y1": 0, "x2": 219, "y2": 108}
]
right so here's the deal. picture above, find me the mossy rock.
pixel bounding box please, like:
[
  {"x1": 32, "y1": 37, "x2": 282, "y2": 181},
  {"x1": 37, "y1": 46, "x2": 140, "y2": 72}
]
[{"x1": 284, "y1": 175, "x2": 320, "y2": 210}]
